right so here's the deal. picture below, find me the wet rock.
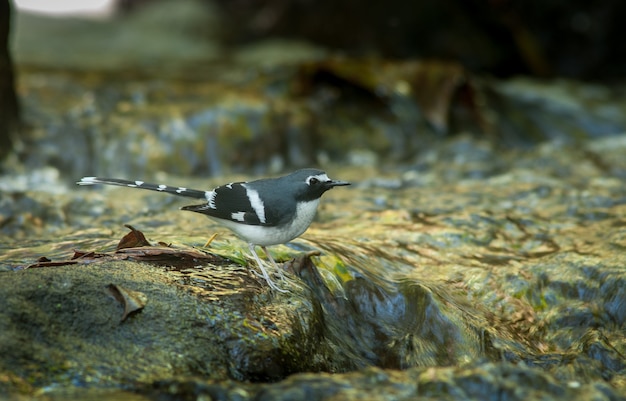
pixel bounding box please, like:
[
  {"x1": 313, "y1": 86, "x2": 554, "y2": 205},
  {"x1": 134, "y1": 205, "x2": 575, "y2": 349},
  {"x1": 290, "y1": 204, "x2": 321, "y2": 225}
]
[
  {"x1": 147, "y1": 362, "x2": 622, "y2": 401},
  {"x1": 0, "y1": 261, "x2": 318, "y2": 388}
]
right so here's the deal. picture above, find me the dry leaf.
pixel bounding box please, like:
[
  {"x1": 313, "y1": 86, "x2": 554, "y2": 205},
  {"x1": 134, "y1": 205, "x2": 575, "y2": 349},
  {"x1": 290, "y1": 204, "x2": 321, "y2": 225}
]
[
  {"x1": 117, "y1": 224, "x2": 151, "y2": 250},
  {"x1": 107, "y1": 284, "x2": 148, "y2": 322}
]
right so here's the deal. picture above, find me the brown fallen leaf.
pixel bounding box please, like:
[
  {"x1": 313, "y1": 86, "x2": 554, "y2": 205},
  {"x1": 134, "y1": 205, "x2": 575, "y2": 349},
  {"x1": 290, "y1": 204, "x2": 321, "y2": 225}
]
[
  {"x1": 117, "y1": 224, "x2": 152, "y2": 250},
  {"x1": 115, "y1": 246, "x2": 225, "y2": 269},
  {"x1": 20, "y1": 226, "x2": 225, "y2": 270},
  {"x1": 107, "y1": 284, "x2": 148, "y2": 322},
  {"x1": 21, "y1": 251, "x2": 109, "y2": 269},
  {"x1": 71, "y1": 250, "x2": 97, "y2": 260}
]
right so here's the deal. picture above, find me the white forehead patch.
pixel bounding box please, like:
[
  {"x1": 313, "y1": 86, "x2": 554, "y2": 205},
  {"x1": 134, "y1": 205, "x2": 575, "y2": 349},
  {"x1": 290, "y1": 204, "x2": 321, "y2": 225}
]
[{"x1": 306, "y1": 173, "x2": 329, "y2": 185}]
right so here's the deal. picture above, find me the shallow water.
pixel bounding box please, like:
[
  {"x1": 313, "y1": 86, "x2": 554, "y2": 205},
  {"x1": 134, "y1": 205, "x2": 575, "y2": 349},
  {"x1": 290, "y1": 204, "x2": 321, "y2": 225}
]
[
  {"x1": 3, "y1": 48, "x2": 626, "y2": 398},
  {"x1": 3, "y1": 141, "x2": 626, "y2": 399}
]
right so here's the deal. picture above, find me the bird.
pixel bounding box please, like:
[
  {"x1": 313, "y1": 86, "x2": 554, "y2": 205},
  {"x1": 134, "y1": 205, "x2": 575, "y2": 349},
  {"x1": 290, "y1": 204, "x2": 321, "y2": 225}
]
[{"x1": 77, "y1": 168, "x2": 350, "y2": 292}]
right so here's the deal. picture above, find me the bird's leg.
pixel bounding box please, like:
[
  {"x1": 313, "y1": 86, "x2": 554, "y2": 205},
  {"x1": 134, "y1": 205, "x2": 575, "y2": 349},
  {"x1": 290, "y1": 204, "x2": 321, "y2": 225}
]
[
  {"x1": 261, "y1": 246, "x2": 287, "y2": 282},
  {"x1": 248, "y1": 244, "x2": 288, "y2": 293}
]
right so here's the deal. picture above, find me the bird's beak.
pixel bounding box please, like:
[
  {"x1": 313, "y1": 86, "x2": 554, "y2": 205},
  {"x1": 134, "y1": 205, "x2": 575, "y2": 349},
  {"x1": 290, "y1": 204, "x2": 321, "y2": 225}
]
[{"x1": 326, "y1": 179, "x2": 351, "y2": 188}]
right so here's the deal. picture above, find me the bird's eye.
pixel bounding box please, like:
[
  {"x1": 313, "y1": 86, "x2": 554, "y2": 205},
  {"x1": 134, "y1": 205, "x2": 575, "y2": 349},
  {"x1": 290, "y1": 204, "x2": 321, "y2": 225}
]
[{"x1": 308, "y1": 177, "x2": 319, "y2": 185}]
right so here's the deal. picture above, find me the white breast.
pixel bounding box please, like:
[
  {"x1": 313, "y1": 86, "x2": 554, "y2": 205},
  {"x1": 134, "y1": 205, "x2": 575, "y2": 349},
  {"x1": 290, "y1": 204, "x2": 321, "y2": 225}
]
[{"x1": 213, "y1": 199, "x2": 320, "y2": 246}]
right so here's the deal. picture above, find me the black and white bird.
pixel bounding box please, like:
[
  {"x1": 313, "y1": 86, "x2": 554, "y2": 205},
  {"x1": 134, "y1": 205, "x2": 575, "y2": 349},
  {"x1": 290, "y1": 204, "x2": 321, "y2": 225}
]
[{"x1": 77, "y1": 169, "x2": 350, "y2": 292}]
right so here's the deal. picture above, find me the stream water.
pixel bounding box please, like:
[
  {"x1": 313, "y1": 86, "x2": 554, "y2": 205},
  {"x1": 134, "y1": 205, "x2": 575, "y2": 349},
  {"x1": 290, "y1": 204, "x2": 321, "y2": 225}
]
[{"x1": 1, "y1": 62, "x2": 626, "y2": 399}]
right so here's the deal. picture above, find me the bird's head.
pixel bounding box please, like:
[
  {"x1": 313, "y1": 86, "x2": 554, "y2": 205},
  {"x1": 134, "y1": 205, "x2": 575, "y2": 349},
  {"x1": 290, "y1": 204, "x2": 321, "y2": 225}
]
[{"x1": 285, "y1": 169, "x2": 350, "y2": 202}]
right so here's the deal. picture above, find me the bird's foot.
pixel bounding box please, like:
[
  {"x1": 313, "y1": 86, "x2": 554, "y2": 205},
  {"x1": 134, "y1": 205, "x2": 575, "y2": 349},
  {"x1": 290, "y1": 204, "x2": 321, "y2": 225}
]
[{"x1": 249, "y1": 244, "x2": 289, "y2": 293}]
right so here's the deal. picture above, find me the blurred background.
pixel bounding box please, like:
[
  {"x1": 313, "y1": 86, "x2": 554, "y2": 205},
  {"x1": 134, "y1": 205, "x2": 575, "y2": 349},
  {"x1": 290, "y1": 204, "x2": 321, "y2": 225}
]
[{"x1": 1, "y1": 0, "x2": 625, "y2": 178}]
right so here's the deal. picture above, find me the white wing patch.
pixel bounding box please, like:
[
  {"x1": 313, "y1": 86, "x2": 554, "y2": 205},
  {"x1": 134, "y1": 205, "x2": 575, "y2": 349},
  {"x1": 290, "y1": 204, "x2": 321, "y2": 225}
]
[
  {"x1": 134, "y1": 180, "x2": 144, "y2": 187},
  {"x1": 243, "y1": 184, "x2": 266, "y2": 224},
  {"x1": 231, "y1": 211, "x2": 246, "y2": 222},
  {"x1": 176, "y1": 187, "x2": 186, "y2": 194},
  {"x1": 157, "y1": 184, "x2": 167, "y2": 191}
]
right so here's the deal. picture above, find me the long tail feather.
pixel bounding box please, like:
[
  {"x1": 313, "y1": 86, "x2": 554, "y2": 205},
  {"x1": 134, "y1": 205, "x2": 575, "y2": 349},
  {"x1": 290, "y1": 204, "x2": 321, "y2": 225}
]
[{"x1": 77, "y1": 177, "x2": 209, "y2": 200}]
